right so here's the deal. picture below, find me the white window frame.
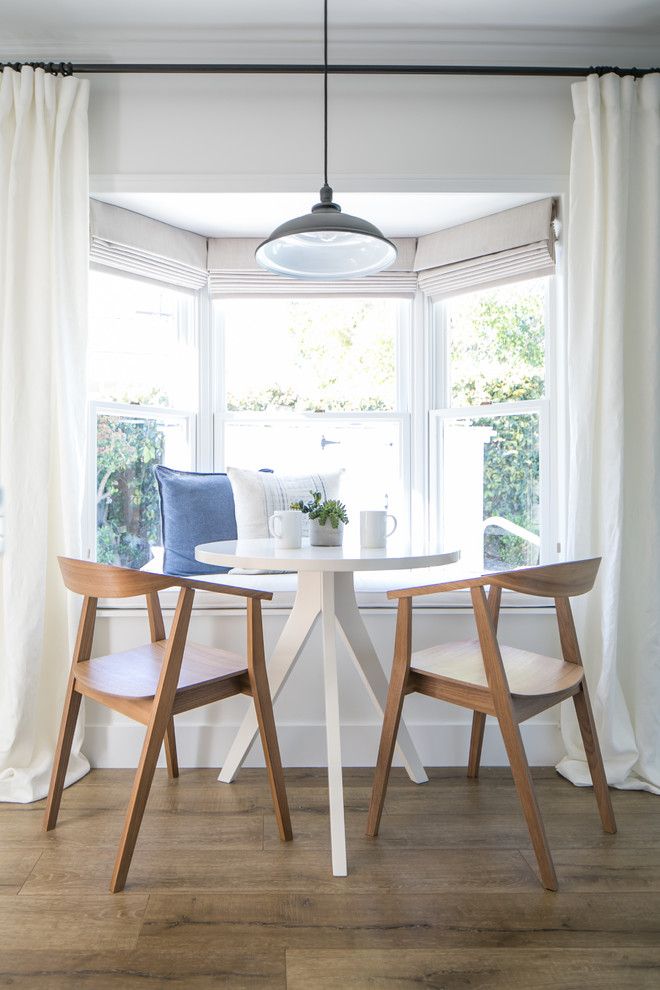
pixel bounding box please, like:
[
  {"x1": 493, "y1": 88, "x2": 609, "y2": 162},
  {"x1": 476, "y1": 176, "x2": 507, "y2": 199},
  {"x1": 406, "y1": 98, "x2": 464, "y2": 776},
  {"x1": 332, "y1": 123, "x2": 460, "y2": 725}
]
[
  {"x1": 84, "y1": 268, "x2": 204, "y2": 562},
  {"x1": 429, "y1": 398, "x2": 551, "y2": 561},
  {"x1": 87, "y1": 266, "x2": 560, "y2": 611},
  {"x1": 211, "y1": 295, "x2": 414, "y2": 539},
  {"x1": 426, "y1": 275, "x2": 558, "y2": 604}
]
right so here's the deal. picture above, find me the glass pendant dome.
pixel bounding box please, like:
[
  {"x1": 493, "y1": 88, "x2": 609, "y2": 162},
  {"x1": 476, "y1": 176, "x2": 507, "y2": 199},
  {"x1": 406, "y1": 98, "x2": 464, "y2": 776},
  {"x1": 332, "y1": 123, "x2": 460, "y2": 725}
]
[{"x1": 256, "y1": 185, "x2": 397, "y2": 280}]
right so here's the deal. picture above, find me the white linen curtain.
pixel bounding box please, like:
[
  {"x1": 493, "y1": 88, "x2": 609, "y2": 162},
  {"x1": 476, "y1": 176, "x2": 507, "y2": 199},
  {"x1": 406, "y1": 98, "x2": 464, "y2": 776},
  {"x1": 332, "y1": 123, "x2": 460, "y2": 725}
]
[
  {"x1": 558, "y1": 73, "x2": 660, "y2": 793},
  {"x1": 0, "y1": 67, "x2": 90, "y2": 802}
]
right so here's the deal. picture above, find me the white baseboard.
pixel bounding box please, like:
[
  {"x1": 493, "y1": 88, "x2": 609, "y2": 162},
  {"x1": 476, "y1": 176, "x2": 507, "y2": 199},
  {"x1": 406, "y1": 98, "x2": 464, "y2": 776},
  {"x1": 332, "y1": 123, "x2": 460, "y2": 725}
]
[{"x1": 83, "y1": 720, "x2": 563, "y2": 769}]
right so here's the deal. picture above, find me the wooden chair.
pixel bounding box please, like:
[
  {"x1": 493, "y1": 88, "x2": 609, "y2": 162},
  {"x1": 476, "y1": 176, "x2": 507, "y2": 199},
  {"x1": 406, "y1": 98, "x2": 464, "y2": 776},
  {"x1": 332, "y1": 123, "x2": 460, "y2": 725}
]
[
  {"x1": 44, "y1": 558, "x2": 292, "y2": 892},
  {"x1": 366, "y1": 559, "x2": 616, "y2": 890}
]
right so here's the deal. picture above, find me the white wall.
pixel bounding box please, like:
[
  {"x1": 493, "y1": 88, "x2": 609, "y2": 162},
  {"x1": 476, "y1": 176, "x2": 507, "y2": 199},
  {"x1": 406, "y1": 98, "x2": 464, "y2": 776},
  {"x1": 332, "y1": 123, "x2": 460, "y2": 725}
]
[
  {"x1": 85, "y1": 71, "x2": 573, "y2": 768},
  {"x1": 87, "y1": 73, "x2": 573, "y2": 193}
]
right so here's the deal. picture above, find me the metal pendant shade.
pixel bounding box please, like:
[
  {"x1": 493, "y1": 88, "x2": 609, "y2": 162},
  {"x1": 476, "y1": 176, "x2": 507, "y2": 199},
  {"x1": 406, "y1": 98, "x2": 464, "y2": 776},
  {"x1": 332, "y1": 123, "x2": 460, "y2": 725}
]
[
  {"x1": 256, "y1": 2, "x2": 397, "y2": 280},
  {"x1": 256, "y1": 184, "x2": 397, "y2": 280}
]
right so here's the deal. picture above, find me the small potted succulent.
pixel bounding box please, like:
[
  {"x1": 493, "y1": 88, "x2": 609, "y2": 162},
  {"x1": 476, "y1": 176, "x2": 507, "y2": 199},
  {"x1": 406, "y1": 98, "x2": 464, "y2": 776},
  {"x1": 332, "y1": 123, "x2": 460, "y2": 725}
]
[{"x1": 290, "y1": 490, "x2": 349, "y2": 547}]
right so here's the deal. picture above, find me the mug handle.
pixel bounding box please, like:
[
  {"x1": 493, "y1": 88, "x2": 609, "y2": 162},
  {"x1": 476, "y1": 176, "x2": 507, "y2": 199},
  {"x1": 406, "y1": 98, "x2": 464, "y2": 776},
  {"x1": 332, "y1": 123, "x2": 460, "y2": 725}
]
[
  {"x1": 386, "y1": 514, "x2": 397, "y2": 537},
  {"x1": 268, "y1": 514, "x2": 282, "y2": 538}
]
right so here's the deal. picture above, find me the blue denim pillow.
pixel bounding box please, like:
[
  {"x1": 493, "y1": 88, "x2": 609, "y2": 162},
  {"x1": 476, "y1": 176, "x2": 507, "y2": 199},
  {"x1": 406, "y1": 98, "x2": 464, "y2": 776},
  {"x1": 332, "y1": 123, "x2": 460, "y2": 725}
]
[{"x1": 155, "y1": 466, "x2": 237, "y2": 576}]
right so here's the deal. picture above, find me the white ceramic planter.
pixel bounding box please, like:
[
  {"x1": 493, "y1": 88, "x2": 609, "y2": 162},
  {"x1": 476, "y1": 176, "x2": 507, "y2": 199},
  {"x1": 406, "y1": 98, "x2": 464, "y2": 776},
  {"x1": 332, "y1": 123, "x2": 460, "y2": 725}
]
[{"x1": 309, "y1": 518, "x2": 344, "y2": 546}]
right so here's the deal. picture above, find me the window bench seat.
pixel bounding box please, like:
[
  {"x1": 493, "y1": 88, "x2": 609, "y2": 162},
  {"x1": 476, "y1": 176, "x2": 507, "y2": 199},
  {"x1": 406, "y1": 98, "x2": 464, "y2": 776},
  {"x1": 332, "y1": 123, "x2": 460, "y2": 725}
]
[{"x1": 103, "y1": 561, "x2": 553, "y2": 612}]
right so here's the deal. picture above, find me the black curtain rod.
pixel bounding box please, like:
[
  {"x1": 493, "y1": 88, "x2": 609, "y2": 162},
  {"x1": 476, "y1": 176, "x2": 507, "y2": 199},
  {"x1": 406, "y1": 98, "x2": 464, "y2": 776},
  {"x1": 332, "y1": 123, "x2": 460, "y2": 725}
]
[{"x1": 1, "y1": 60, "x2": 658, "y2": 78}]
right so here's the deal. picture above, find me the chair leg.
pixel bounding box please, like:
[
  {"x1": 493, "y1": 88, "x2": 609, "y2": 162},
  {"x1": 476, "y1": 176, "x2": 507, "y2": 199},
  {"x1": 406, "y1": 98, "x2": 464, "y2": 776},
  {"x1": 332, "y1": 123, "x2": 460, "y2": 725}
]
[
  {"x1": 467, "y1": 711, "x2": 486, "y2": 778},
  {"x1": 252, "y1": 684, "x2": 292, "y2": 842},
  {"x1": 110, "y1": 586, "x2": 193, "y2": 892},
  {"x1": 498, "y1": 714, "x2": 558, "y2": 890},
  {"x1": 43, "y1": 678, "x2": 83, "y2": 831},
  {"x1": 164, "y1": 717, "x2": 179, "y2": 779},
  {"x1": 246, "y1": 600, "x2": 292, "y2": 841},
  {"x1": 367, "y1": 598, "x2": 413, "y2": 838},
  {"x1": 110, "y1": 718, "x2": 168, "y2": 893},
  {"x1": 573, "y1": 683, "x2": 617, "y2": 833}
]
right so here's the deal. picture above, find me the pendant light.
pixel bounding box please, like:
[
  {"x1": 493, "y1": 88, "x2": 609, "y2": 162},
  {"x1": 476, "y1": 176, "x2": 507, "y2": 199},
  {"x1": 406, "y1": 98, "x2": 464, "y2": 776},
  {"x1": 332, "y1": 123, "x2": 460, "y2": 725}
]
[{"x1": 255, "y1": 0, "x2": 397, "y2": 280}]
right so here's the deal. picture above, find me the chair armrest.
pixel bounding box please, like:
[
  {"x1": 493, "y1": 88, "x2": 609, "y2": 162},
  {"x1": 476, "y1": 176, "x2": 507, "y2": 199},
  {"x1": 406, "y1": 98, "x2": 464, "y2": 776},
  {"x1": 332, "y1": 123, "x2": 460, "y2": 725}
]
[
  {"x1": 179, "y1": 578, "x2": 273, "y2": 601},
  {"x1": 387, "y1": 574, "x2": 488, "y2": 600}
]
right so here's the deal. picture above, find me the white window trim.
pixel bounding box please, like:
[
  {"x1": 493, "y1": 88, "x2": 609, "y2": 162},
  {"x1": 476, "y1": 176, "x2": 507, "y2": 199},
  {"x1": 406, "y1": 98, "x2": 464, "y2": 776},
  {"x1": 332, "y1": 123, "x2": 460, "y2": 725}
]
[
  {"x1": 429, "y1": 398, "x2": 551, "y2": 560},
  {"x1": 424, "y1": 273, "x2": 559, "y2": 607},
  {"x1": 89, "y1": 266, "x2": 560, "y2": 613},
  {"x1": 212, "y1": 295, "x2": 413, "y2": 540}
]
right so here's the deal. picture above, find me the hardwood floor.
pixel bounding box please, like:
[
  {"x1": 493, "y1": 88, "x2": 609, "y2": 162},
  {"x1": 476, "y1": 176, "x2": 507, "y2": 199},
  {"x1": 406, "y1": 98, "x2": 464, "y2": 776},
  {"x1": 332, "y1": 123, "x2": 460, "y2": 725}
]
[{"x1": 0, "y1": 767, "x2": 658, "y2": 988}]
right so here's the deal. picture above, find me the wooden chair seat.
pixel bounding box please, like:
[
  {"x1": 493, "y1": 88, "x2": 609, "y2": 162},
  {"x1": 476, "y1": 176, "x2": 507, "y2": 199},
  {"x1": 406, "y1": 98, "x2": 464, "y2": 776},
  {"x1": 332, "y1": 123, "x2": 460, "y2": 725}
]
[
  {"x1": 411, "y1": 640, "x2": 584, "y2": 700},
  {"x1": 367, "y1": 560, "x2": 616, "y2": 892},
  {"x1": 75, "y1": 641, "x2": 247, "y2": 701}
]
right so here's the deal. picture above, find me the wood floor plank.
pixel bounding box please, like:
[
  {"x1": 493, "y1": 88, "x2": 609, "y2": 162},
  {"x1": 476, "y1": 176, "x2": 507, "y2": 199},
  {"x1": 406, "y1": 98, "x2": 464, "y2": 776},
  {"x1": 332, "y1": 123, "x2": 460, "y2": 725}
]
[
  {"x1": 374, "y1": 775, "x2": 656, "y2": 818},
  {"x1": 0, "y1": 949, "x2": 285, "y2": 989},
  {"x1": 263, "y1": 808, "x2": 656, "y2": 851},
  {"x1": 19, "y1": 846, "x2": 537, "y2": 894},
  {"x1": 140, "y1": 891, "x2": 660, "y2": 950},
  {"x1": 519, "y1": 848, "x2": 660, "y2": 891},
  {"x1": 35, "y1": 768, "x2": 372, "y2": 816},
  {"x1": 0, "y1": 847, "x2": 43, "y2": 894},
  {"x1": 34, "y1": 766, "x2": 653, "y2": 816},
  {"x1": 285, "y1": 948, "x2": 660, "y2": 989},
  {"x1": 0, "y1": 808, "x2": 263, "y2": 849},
  {"x1": 0, "y1": 894, "x2": 148, "y2": 951}
]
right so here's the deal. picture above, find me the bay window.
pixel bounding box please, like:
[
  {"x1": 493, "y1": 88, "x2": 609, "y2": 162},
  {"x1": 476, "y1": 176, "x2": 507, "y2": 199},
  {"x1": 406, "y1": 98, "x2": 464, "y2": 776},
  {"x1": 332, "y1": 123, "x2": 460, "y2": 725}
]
[{"x1": 86, "y1": 199, "x2": 559, "y2": 587}]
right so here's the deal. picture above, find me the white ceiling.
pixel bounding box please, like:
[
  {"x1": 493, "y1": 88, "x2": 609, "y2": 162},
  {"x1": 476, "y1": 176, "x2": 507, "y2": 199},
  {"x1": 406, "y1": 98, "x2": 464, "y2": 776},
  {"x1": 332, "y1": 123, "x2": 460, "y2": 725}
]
[
  {"x1": 92, "y1": 191, "x2": 548, "y2": 239},
  {"x1": 4, "y1": 1, "x2": 660, "y2": 34}
]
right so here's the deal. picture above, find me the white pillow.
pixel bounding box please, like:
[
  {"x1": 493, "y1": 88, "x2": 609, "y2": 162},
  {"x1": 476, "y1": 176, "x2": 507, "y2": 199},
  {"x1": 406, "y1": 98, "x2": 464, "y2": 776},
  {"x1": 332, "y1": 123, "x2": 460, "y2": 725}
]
[{"x1": 227, "y1": 467, "x2": 342, "y2": 540}]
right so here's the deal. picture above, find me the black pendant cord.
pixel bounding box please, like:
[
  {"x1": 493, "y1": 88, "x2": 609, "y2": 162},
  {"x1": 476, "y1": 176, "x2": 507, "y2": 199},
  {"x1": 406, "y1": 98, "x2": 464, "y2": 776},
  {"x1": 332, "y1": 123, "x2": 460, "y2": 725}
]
[{"x1": 323, "y1": 0, "x2": 329, "y2": 190}]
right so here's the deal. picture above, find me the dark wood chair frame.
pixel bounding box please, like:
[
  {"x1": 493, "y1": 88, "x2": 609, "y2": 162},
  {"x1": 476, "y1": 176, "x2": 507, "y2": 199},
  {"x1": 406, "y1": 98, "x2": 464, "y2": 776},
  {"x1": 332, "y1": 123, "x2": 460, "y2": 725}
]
[
  {"x1": 44, "y1": 558, "x2": 292, "y2": 892},
  {"x1": 366, "y1": 558, "x2": 616, "y2": 890}
]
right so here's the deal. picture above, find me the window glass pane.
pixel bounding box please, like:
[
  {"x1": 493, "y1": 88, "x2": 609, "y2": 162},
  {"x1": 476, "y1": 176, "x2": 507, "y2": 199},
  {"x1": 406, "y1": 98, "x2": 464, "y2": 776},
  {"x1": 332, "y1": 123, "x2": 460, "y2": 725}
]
[
  {"x1": 224, "y1": 418, "x2": 404, "y2": 530},
  {"x1": 447, "y1": 279, "x2": 546, "y2": 407},
  {"x1": 438, "y1": 411, "x2": 540, "y2": 571},
  {"x1": 96, "y1": 410, "x2": 192, "y2": 568},
  {"x1": 89, "y1": 269, "x2": 197, "y2": 409},
  {"x1": 220, "y1": 298, "x2": 399, "y2": 412}
]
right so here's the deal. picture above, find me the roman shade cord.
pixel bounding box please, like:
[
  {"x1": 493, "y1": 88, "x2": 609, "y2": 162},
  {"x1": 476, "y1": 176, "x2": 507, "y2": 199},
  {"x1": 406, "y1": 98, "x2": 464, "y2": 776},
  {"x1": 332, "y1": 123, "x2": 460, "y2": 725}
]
[{"x1": 1, "y1": 62, "x2": 658, "y2": 78}]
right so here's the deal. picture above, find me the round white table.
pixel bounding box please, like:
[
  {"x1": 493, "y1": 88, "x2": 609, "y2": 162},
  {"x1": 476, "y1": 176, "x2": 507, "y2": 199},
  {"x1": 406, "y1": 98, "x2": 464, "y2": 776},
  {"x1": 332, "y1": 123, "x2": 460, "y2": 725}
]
[{"x1": 195, "y1": 537, "x2": 460, "y2": 876}]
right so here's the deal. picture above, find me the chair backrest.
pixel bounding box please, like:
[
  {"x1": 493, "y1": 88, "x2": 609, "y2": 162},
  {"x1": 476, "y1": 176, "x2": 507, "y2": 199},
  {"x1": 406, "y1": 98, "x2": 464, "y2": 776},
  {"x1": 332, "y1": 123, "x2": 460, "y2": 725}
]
[
  {"x1": 488, "y1": 558, "x2": 601, "y2": 599},
  {"x1": 59, "y1": 557, "x2": 178, "y2": 598}
]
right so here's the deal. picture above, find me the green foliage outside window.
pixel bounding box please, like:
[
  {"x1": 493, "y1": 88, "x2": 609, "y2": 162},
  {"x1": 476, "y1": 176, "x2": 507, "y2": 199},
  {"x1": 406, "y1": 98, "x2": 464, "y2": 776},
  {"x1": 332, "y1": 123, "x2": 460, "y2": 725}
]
[
  {"x1": 476, "y1": 380, "x2": 541, "y2": 569},
  {"x1": 96, "y1": 407, "x2": 165, "y2": 569},
  {"x1": 226, "y1": 300, "x2": 396, "y2": 412}
]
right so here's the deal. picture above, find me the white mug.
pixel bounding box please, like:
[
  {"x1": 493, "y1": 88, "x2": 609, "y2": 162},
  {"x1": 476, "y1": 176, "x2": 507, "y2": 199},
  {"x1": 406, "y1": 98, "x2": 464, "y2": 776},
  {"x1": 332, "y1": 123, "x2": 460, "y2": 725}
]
[
  {"x1": 360, "y1": 509, "x2": 397, "y2": 549},
  {"x1": 268, "y1": 509, "x2": 303, "y2": 549}
]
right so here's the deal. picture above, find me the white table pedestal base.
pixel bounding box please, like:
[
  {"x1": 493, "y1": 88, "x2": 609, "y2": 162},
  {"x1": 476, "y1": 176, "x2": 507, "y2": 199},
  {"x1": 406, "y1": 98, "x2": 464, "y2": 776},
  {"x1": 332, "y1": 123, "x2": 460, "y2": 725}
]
[{"x1": 218, "y1": 570, "x2": 428, "y2": 876}]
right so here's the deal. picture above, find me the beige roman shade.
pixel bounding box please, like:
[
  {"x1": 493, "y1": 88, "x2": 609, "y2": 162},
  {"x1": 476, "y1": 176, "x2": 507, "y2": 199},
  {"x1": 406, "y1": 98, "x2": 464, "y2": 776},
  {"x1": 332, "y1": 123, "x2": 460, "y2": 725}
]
[
  {"x1": 415, "y1": 198, "x2": 556, "y2": 301},
  {"x1": 89, "y1": 200, "x2": 556, "y2": 299},
  {"x1": 207, "y1": 237, "x2": 418, "y2": 296},
  {"x1": 90, "y1": 200, "x2": 208, "y2": 290}
]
